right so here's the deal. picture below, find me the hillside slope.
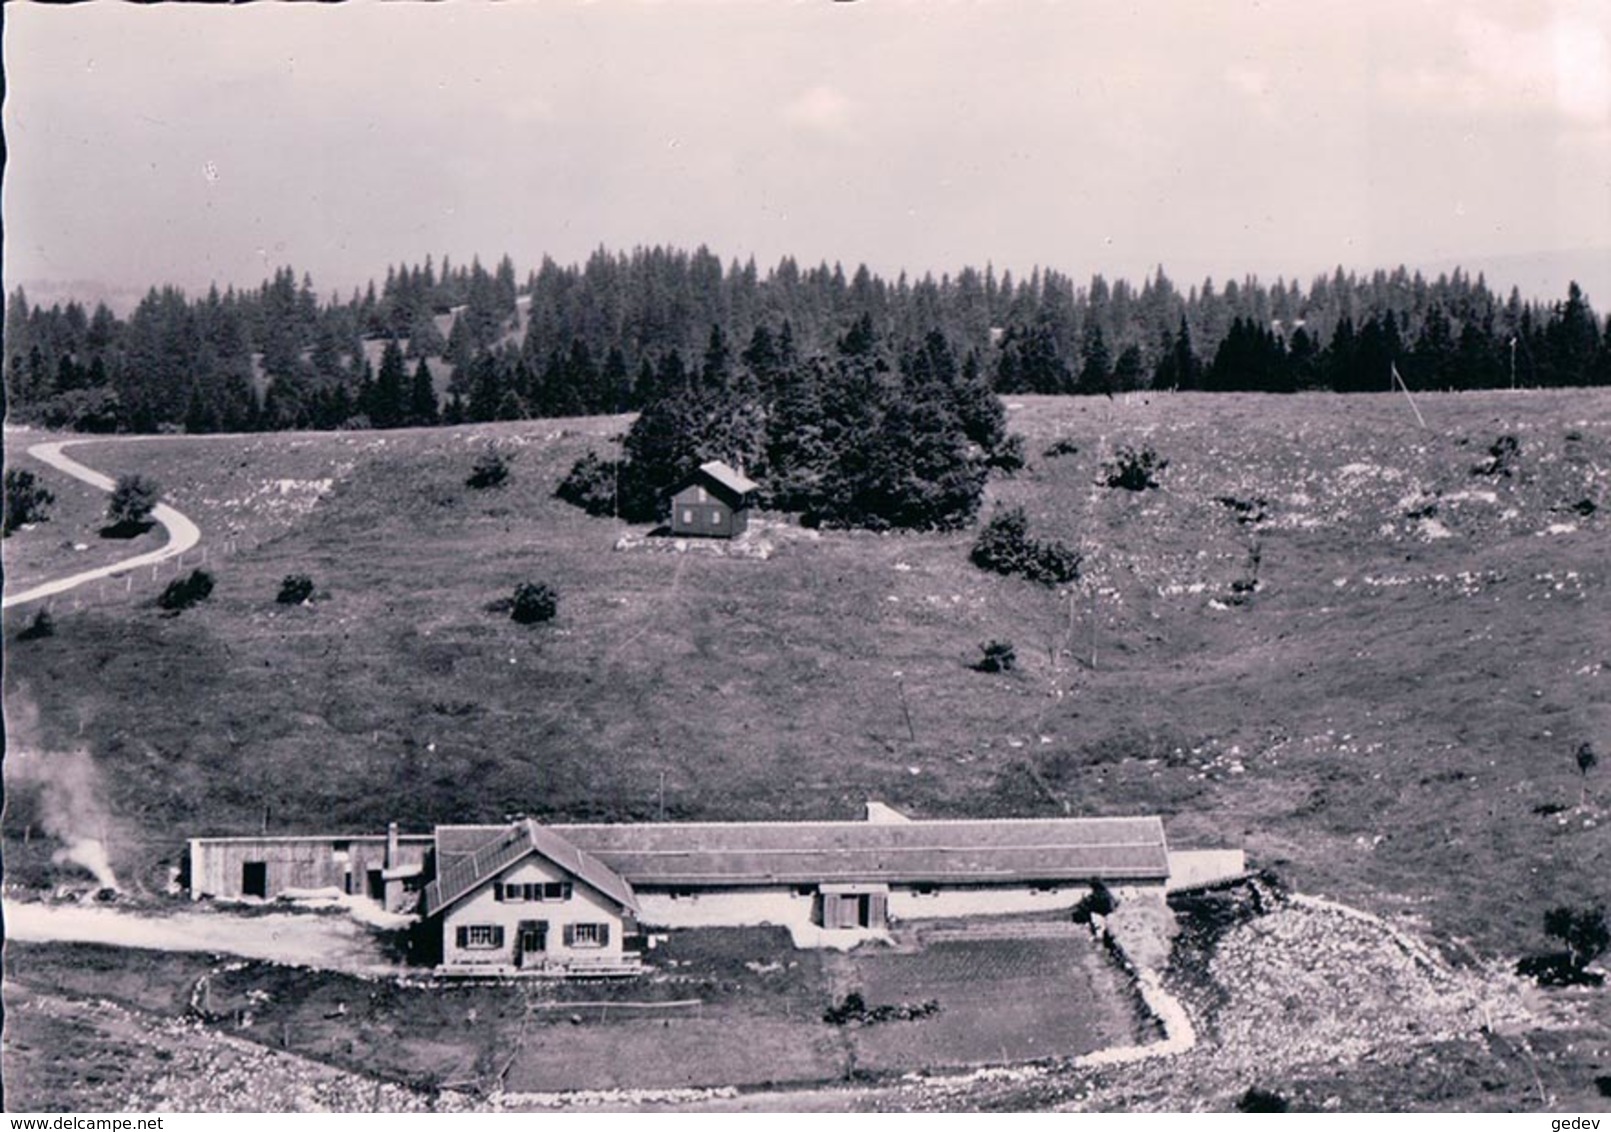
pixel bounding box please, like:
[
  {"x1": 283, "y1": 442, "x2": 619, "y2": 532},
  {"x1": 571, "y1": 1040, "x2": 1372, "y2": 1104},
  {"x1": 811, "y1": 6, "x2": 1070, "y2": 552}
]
[{"x1": 3, "y1": 391, "x2": 1608, "y2": 962}]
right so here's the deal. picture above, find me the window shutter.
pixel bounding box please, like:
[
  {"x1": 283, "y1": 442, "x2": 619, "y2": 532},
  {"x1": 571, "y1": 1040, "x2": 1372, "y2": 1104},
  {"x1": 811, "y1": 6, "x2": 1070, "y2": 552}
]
[
  {"x1": 562, "y1": 924, "x2": 575, "y2": 947},
  {"x1": 493, "y1": 883, "x2": 503, "y2": 902},
  {"x1": 491, "y1": 926, "x2": 505, "y2": 948},
  {"x1": 600, "y1": 923, "x2": 610, "y2": 947},
  {"x1": 455, "y1": 926, "x2": 468, "y2": 949}
]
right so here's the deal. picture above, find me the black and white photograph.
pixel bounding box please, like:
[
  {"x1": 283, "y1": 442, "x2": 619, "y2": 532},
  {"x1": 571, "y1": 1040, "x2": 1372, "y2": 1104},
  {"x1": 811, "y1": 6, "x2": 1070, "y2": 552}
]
[{"x1": 3, "y1": 0, "x2": 1609, "y2": 1115}]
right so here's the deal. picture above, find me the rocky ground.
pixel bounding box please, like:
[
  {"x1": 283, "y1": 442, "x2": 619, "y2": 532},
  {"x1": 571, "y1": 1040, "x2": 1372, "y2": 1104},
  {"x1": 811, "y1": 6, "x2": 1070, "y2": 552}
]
[{"x1": 884, "y1": 880, "x2": 1608, "y2": 1112}]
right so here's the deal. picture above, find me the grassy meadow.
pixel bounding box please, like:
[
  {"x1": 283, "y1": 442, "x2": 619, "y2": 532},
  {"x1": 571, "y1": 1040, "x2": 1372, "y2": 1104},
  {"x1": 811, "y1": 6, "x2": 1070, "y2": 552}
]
[{"x1": 3, "y1": 390, "x2": 1609, "y2": 966}]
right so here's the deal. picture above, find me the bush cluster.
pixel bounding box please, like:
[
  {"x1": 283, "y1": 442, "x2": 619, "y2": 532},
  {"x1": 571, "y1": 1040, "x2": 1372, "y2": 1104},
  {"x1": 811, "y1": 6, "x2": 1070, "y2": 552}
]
[
  {"x1": 276, "y1": 574, "x2": 316, "y2": 605},
  {"x1": 822, "y1": 991, "x2": 940, "y2": 1027},
  {"x1": 510, "y1": 581, "x2": 559, "y2": 624},
  {"x1": 4, "y1": 469, "x2": 55, "y2": 536},
  {"x1": 970, "y1": 507, "x2": 1082, "y2": 586},
  {"x1": 1103, "y1": 445, "x2": 1168, "y2": 491},
  {"x1": 106, "y1": 474, "x2": 162, "y2": 531},
  {"x1": 1471, "y1": 434, "x2": 1520, "y2": 477},
  {"x1": 17, "y1": 609, "x2": 55, "y2": 641},
  {"x1": 975, "y1": 639, "x2": 1017, "y2": 673},
  {"x1": 1071, "y1": 880, "x2": 1117, "y2": 924},
  {"x1": 466, "y1": 447, "x2": 510, "y2": 489},
  {"x1": 159, "y1": 568, "x2": 214, "y2": 612},
  {"x1": 554, "y1": 451, "x2": 619, "y2": 516}
]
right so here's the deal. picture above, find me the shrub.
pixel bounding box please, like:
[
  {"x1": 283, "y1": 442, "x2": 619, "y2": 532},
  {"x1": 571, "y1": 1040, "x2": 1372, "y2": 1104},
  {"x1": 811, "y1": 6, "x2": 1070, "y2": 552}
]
[
  {"x1": 17, "y1": 609, "x2": 55, "y2": 641},
  {"x1": 985, "y1": 433, "x2": 1028, "y2": 474},
  {"x1": 1472, "y1": 434, "x2": 1519, "y2": 477},
  {"x1": 1103, "y1": 445, "x2": 1168, "y2": 491},
  {"x1": 1544, "y1": 904, "x2": 1609, "y2": 971},
  {"x1": 510, "y1": 581, "x2": 558, "y2": 624},
  {"x1": 4, "y1": 469, "x2": 55, "y2": 536},
  {"x1": 1215, "y1": 495, "x2": 1268, "y2": 525},
  {"x1": 976, "y1": 639, "x2": 1017, "y2": 673},
  {"x1": 1236, "y1": 1087, "x2": 1290, "y2": 1113},
  {"x1": 466, "y1": 446, "x2": 510, "y2": 489},
  {"x1": 106, "y1": 474, "x2": 162, "y2": 533},
  {"x1": 158, "y1": 568, "x2": 214, "y2": 612},
  {"x1": 1071, "y1": 880, "x2": 1116, "y2": 924},
  {"x1": 1042, "y1": 437, "x2": 1081, "y2": 459},
  {"x1": 971, "y1": 506, "x2": 1082, "y2": 586},
  {"x1": 823, "y1": 991, "x2": 940, "y2": 1026},
  {"x1": 276, "y1": 574, "x2": 315, "y2": 605},
  {"x1": 555, "y1": 451, "x2": 621, "y2": 517}
]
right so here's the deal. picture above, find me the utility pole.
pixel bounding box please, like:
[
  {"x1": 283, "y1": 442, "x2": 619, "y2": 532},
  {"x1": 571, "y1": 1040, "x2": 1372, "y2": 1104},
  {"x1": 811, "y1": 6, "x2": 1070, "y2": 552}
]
[
  {"x1": 894, "y1": 672, "x2": 916, "y2": 743},
  {"x1": 1509, "y1": 337, "x2": 1517, "y2": 390}
]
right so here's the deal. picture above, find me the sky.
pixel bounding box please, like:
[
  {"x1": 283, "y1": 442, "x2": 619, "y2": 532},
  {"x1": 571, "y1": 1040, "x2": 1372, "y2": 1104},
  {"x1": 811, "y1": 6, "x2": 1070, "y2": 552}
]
[{"x1": 5, "y1": 0, "x2": 1610, "y2": 311}]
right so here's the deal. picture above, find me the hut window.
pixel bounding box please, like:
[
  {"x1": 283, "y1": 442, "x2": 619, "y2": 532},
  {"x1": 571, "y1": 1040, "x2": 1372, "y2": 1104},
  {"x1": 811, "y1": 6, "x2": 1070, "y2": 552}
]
[
  {"x1": 682, "y1": 509, "x2": 694, "y2": 525},
  {"x1": 543, "y1": 882, "x2": 572, "y2": 901},
  {"x1": 498, "y1": 883, "x2": 526, "y2": 902},
  {"x1": 710, "y1": 510, "x2": 722, "y2": 525}
]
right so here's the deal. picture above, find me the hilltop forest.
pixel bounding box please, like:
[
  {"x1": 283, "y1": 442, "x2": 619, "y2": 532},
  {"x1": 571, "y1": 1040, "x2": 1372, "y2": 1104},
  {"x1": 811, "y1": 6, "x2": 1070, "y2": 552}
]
[{"x1": 6, "y1": 248, "x2": 1610, "y2": 440}]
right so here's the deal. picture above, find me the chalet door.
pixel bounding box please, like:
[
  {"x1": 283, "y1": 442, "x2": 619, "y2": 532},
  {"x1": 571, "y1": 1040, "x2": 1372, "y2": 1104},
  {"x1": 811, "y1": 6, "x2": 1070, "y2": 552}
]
[
  {"x1": 241, "y1": 861, "x2": 267, "y2": 898},
  {"x1": 516, "y1": 920, "x2": 548, "y2": 968}
]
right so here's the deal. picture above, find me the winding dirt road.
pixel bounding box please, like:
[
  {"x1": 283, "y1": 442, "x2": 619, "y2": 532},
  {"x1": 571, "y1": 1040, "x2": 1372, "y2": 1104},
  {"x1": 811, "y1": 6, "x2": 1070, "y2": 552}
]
[{"x1": 3, "y1": 439, "x2": 203, "y2": 610}]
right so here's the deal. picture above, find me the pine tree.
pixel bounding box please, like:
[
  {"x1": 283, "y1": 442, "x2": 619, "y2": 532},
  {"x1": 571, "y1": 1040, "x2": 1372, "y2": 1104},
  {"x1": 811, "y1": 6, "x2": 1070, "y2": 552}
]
[
  {"x1": 372, "y1": 338, "x2": 407, "y2": 428},
  {"x1": 409, "y1": 359, "x2": 439, "y2": 425}
]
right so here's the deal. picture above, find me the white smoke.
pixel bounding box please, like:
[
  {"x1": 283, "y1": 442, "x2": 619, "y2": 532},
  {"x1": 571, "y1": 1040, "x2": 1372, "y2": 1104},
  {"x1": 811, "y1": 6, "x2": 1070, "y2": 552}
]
[{"x1": 5, "y1": 696, "x2": 122, "y2": 891}]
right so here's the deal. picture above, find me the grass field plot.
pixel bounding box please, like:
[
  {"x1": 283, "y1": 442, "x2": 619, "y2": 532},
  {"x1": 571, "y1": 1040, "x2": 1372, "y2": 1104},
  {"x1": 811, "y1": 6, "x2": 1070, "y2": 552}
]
[{"x1": 829, "y1": 931, "x2": 1146, "y2": 1074}]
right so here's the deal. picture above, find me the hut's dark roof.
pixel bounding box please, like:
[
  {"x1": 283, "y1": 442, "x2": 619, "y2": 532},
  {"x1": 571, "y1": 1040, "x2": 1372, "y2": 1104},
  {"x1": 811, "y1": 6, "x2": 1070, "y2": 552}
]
[
  {"x1": 433, "y1": 816, "x2": 1168, "y2": 889},
  {"x1": 423, "y1": 820, "x2": 638, "y2": 917}
]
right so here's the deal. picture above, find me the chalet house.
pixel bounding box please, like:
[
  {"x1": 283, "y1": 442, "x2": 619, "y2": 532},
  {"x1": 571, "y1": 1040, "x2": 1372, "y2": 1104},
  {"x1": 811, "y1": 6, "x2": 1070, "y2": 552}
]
[
  {"x1": 668, "y1": 459, "x2": 758, "y2": 538},
  {"x1": 188, "y1": 805, "x2": 1190, "y2": 978}
]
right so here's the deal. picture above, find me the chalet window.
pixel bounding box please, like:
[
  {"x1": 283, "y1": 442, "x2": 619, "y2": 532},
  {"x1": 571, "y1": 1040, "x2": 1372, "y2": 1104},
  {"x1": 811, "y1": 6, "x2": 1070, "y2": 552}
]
[
  {"x1": 497, "y1": 881, "x2": 572, "y2": 902},
  {"x1": 456, "y1": 924, "x2": 505, "y2": 950},
  {"x1": 710, "y1": 510, "x2": 722, "y2": 525},
  {"x1": 683, "y1": 509, "x2": 694, "y2": 525},
  {"x1": 564, "y1": 922, "x2": 610, "y2": 949}
]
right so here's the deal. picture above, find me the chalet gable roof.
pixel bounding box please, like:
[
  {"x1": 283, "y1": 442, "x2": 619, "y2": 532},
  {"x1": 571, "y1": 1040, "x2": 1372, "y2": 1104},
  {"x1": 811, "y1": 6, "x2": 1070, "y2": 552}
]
[{"x1": 422, "y1": 820, "x2": 638, "y2": 918}]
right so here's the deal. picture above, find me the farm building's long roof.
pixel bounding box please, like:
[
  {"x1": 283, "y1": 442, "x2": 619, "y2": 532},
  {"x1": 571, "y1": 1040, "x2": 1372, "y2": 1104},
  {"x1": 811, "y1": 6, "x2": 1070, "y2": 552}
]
[
  {"x1": 432, "y1": 816, "x2": 1169, "y2": 891},
  {"x1": 421, "y1": 819, "x2": 637, "y2": 918}
]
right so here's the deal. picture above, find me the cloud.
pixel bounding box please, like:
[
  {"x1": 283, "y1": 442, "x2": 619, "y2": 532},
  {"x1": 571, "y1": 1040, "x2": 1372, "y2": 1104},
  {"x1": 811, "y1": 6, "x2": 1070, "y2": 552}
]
[
  {"x1": 1225, "y1": 64, "x2": 1270, "y2": 100},
  {"x1": 1381, "y1": 6, "x2": 1611, "y2": 128},
  {"x1": 782, "y1": 85, "x2": 852, "y2": 134}
]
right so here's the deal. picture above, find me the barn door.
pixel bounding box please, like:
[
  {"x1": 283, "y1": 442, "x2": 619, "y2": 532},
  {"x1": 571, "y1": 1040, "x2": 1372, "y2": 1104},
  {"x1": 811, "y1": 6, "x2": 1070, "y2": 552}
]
[{"x1": 242, "y1": 861, "x2": 267, "y2": 898}]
